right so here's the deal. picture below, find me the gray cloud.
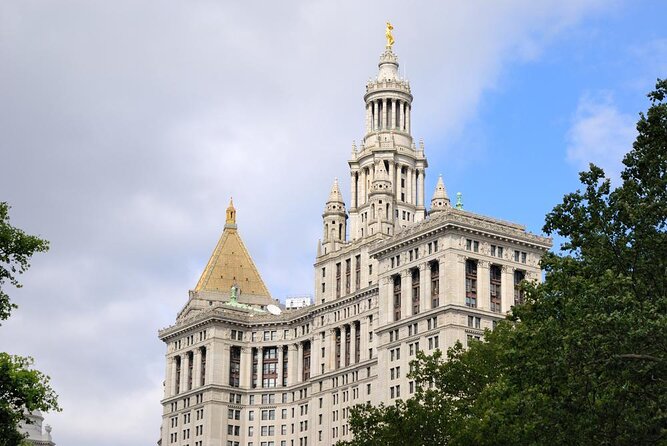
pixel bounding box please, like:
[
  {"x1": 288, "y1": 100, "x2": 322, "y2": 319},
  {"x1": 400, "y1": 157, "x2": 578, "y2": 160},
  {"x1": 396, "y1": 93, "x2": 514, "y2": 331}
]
[{"x1": 0, "y1": 1, "x2": 609, "y2": 444}]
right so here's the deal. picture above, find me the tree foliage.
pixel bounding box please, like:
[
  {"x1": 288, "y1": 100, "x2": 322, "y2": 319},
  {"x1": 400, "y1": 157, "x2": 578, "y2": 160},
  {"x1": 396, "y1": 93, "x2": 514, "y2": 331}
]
[
  {"x1": 0, "y1": 202, "x2": 49, "y2": 322},
  {"x1": 0, "y1": 202, "x2": 59, "y2": 445},
  {"x1": 341, "y1": 79, "x2": 667, "y2": 446},
  {"x1": 0, "y1": 354, "x2": 60, "y2": 446}
]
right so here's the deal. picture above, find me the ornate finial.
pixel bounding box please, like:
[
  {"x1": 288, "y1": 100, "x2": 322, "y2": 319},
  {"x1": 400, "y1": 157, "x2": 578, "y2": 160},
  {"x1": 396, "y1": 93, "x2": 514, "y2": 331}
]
[
  {"x1": 352, "y1": 140, "x2": 357, "y2": 153},
  {"x1": 456, "y1": 192, "x2": 463, "y2": 210},
  {"x1": 225, "y1": 197, "x2": 237, "y2": 227},
  {"x1": 385, "y1": 22, "x2": 394, "y2": 47}
]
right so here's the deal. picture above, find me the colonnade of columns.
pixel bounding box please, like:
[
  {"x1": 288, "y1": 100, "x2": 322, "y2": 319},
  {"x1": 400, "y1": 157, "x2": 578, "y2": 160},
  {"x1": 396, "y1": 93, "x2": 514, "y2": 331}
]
[
  {"x1": 389, "y1": 259, "x2": 446, "y2": 322},
  {"x1": 168, "y1": 346, "x2": 208, "y2": 397},
  {"x1": 324, "y1": 320, "x2": 367, "y2": 373},
  {"x1": 167, "y1": 319, "x2": 377, "y2": 398},
  {"x1": 350, "y1": 164, "x2": 425, "y2": 210},
  {"x1": 366, "y1": 98, "x2": 411, "y2": 134},
  {"x1": 244, "y1": 343, "x2": 308, "y2": 389}
]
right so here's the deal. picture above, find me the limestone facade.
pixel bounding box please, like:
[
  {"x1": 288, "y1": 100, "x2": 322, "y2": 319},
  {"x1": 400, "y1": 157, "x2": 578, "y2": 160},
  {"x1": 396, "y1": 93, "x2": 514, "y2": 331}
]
[{"x1": 158, "y1": 43, "x2": 551, "y2": 446}]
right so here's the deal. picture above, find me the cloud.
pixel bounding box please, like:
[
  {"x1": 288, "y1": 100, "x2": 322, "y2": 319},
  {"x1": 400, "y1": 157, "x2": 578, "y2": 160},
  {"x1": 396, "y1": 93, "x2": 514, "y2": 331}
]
[
  {"x1": 0, "y1": 1, "x2": 613, "y2": 445},
  {"x1": 566, "y1": 92, "x2": 637, "y2": 180}
]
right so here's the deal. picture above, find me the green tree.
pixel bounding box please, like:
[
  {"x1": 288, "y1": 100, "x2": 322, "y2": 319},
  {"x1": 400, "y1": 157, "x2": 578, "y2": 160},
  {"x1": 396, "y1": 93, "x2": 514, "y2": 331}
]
[
  {"x1": 0, "y1": 202, "x2": 60, "y2": 445},
  {"x1": 341, "y1": 79, "x2": 667, "y2": 446},
  {"x1": 0, "y1": 202, "x2": 49, "y2": 322}
]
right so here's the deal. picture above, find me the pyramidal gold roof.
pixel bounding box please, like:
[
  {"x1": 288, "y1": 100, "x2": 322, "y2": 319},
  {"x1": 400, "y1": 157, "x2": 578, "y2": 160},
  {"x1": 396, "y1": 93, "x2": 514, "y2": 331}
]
[{"x1": 194, "y1": 199, "x2": 271, "y2": 299}]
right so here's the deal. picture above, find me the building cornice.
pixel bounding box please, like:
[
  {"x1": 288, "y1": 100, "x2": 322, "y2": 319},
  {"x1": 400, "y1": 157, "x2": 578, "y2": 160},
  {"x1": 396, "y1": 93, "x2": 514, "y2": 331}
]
[{"x1": 369, "y1": 208, "x2": 552, "y2": 258}]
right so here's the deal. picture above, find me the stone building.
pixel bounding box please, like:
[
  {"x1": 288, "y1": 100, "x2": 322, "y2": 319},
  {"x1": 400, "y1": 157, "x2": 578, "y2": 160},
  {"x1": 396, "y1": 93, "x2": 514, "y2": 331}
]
[
  {"x1": 21, "y1": 411, "x2": 56, "y2": 446},
  {"x1": 158, "y1": 40, "x2": 551, "y2": 446}
]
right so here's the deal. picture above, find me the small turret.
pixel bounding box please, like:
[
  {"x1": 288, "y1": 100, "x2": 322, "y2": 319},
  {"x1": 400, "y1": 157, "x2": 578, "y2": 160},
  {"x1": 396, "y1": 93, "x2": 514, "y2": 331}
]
[
  {"x1": 429, "y1": 175, "x2": 451, "y2": 216},
  {"x1": 225, "y1": 198, "x2": 237, "y2": 229},
  {"x1": 321, "y1": 178, "x2": 348, "y2": 254}
]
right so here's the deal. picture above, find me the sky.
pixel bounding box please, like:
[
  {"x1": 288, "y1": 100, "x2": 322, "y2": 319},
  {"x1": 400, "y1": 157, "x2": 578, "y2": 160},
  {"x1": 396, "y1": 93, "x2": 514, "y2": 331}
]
[{"x1": 0, "y1": 1, "x2": 665, "y2": 444}]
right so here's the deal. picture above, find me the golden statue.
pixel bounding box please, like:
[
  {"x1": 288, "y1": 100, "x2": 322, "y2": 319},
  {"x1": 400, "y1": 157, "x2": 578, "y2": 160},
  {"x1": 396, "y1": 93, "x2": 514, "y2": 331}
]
[{"x1": 385, "y1": 21, "x2": 394, "y2": 47}]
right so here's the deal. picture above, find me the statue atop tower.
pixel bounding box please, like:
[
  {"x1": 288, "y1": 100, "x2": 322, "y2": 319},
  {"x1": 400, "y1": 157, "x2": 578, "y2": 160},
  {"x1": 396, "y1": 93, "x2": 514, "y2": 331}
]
[{"x1": 385, "y1": 21, "x2": 394, "y2": 47}]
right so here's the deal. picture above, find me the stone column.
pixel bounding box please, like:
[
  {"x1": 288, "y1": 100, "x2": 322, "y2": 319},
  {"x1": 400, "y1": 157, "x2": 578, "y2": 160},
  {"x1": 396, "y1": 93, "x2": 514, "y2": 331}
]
[
  {"x1": 417, "y1": 169, "x2": 424, "y2": 207},
  {"x1": 388, "y1": 162, "x2": 395, "y2": 198},
  {"x1": 331, "y1": 329, "x2": 338, "y2": 370},
  {"x1": 455, "y1": 254, "x2": 467, "y2": 306},
  {"x1": 169, "y1": 355, "x2": 177, "y2": 396},
  {"x1": 501, "y1": 265, "x2": 513, "y2": 314},
  {"x1": 406, "y1": 105, "x2": 411, "y2": 133},
  {"x1": 413, "y1": 171, "x2": 418, "y2": 206},
  {"x1": 179, "y1": 354, "x2": 189, "y2": 393},
  {"x1": 221, "y1": 345, "x2": 230, "y2": 388},
  {"x1": 287, "y1": 344, "x2": 298, "y2": 386},
  {"x1": 312, "y1": 335, "x2": 320, "y2": 378},
  {"x1": 373, "y1": 100, "x2": 379, "y2": 131},
  {"x1": 277, "y1": 345, "x2": 284, "y2": 387},
  {"x1": 350, "y1": 322, "x2": 357, "y2": 364},
  {"x1": 382, "y1": 98, "x2": 388, "y2": 129},
  {"x1": 340, "y1": 325, "x2": 347, "y2": 368},
  {"x1": 366, "y1": 104, "x2": 372, "y2": 133},
  {"x1": 350, "y1": 172, "x2": 357, "y2": 209},
  {"x1": 401, "y1": 270, "x2": 410, "y2": 320},
  {"x1": 438, "y1": 255, "x2": 447, "y2": 306},
  {"x1": 240, "y1": 347, "x2": 251, "y2": 389},
  {"x1": 395, "y1": 164, "x2": 401, "y2": 201},
  {"x1": 478, "y1": 260, "x2": 490, "y2": 311},
  {"x1": 257, "y1": 347, "x2": 264, "y2": 388},
  {"x1": 407, "y1": 168, "x2": 413, "y2": 205},
  {"x1": 192, "y1": 348, "x2": 201, "y2": 388},
  {"x1": 420, "y1": 263, "x2": 430, "y2": 313},
  {"x1": 359, "y1": 169, "x2": 365, "y2": 206},
  {"x1": 391, "y1": 99, "x2": 396, "y2": 129},
  {"x1": 297, "y1": 342, "x2": 304, "y2": 383},
  {"x1": 360, "y1": 318, "x2": 368, "y2": 361}
]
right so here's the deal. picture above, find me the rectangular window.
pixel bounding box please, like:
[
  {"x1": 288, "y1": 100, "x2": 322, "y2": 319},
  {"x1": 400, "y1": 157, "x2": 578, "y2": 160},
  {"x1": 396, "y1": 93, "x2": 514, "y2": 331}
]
[
  {"x1": 465, "y1": 259, "x2": 478, "y2": 308},
  {"x1": 411, "y1": 268, "x2": 420, "y2": 315},
  {"x1": 335, "y1": 263, "x2": 341, "y2": 298},
  {"x1": 229, "y1": 346, "x2": 241, "y2": 387},
  {"x1": 490, "y1": 264, "x2": 502, "y2": 313},
  {"x1": 430, "y1": 261, "x2": 439, "y2": 308},
  {"x1": 514, "y1": 270, "x2": 526, "y2": 305},
  {"x1": 355, "y1": 255, "x2": 361, "y2": 291},
  {"x1": 345, "y1": 259, "x2": 351, "y2": 295},
  {"x1": 393, "y1": 275, "x2": 401, "y2": 321}
]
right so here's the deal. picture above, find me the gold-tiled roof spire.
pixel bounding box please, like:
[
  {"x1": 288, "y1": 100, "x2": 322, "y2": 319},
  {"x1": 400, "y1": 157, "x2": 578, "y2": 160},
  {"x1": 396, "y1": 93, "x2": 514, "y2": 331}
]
[{"x1": 194, "y1": 202, "x2": 271, "y2": 300}]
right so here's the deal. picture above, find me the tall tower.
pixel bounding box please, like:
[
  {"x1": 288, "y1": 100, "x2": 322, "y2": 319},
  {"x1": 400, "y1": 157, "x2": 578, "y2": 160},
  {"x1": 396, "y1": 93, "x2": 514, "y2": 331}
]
[
  {"x1": 348, "y1": 38, "x2": 427, "y2": 240},
  {"x1": 321, "y1": 178, "x2": 348, "y2": 254}
]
